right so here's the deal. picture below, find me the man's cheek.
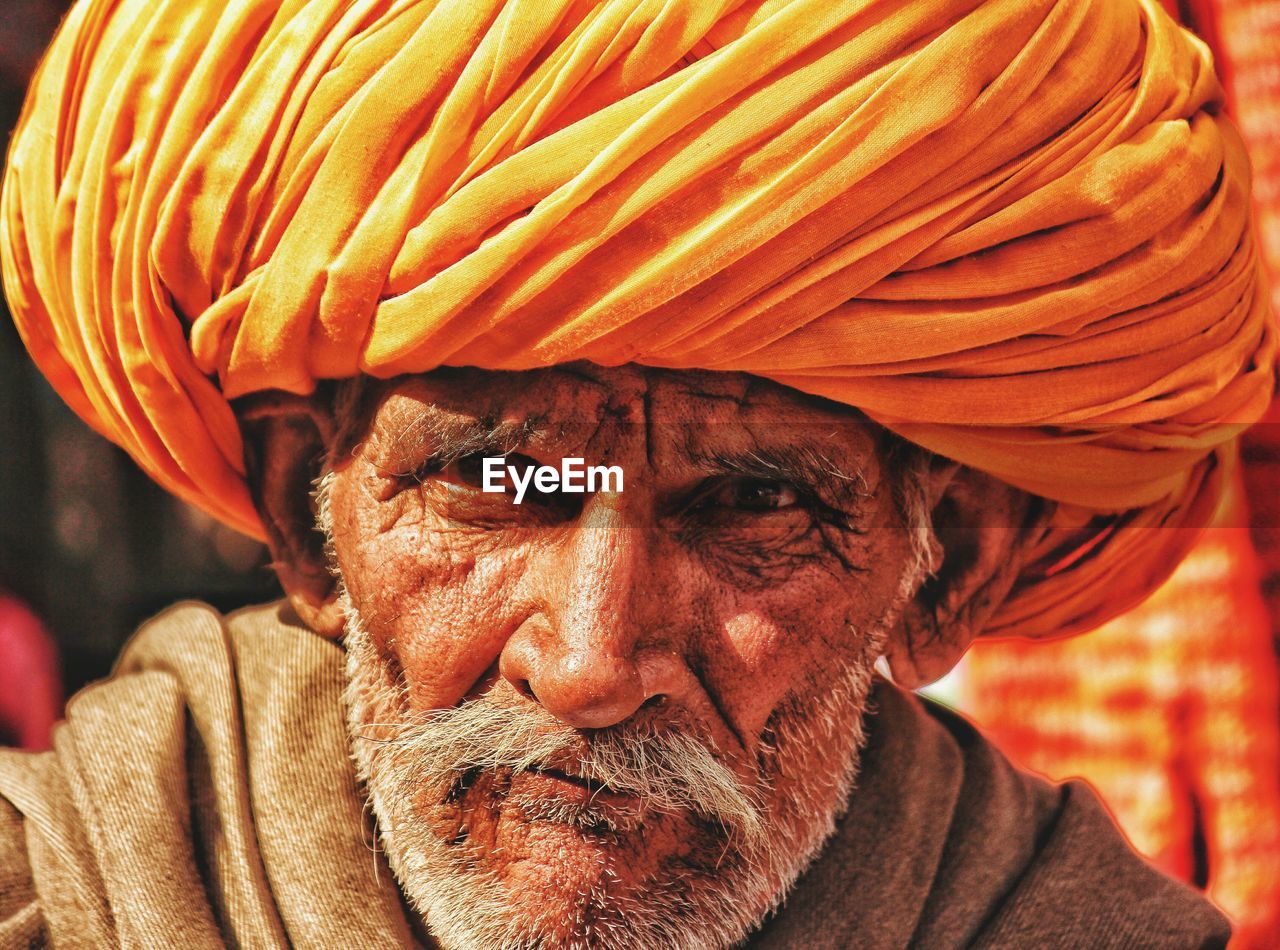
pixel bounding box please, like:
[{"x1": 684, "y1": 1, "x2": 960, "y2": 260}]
[
  {"x1": 703, "y1": 588, "x2": 869, "y2": 740},
  {"x1": 340, "y1": 492, "x2": 480, "y2": 613},
  {"x1": 702, "y1": 614, "x2": 795, "y2": 739},
  {"x1": 359, "y1": 537, "x2": 534, "y2": 708}
]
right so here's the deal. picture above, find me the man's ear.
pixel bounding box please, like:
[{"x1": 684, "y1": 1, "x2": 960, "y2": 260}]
[
  {"x1": 884, "y1": 461, "x2": 1053, "y2": 689},
  {"x1": 238, "y1": 392, "x2": 346, "y2": 638}
]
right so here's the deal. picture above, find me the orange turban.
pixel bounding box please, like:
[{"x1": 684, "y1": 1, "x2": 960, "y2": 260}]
[{"x1": 2, "y1": 0, "x2": 1274, "y2": 638}]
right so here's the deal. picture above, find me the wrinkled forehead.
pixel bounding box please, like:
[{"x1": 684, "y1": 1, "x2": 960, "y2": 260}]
[{"x1": 350, "y1": 363, "x2": 889, "y2": 475}]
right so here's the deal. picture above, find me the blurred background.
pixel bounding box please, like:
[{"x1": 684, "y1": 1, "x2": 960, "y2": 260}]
[{"x1": 0, "y1": 0, "x2": 1278, "y2": 946}]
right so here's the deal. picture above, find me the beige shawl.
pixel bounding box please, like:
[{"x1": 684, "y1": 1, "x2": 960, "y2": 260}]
[{"x1": 0, "y1": 602, "x2": 1228, "y2": 948}]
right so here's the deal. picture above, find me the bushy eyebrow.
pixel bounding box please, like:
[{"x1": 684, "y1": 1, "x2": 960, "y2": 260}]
[
  {"x1": 374, "y1": 402, "x2": 871, "y2": 503},
  {"x1": 693, "y1": 444, "x2": 869, "y2": 503},
  {"x1": 377, "y1": 410, "x2": 544, "y2": 477}
]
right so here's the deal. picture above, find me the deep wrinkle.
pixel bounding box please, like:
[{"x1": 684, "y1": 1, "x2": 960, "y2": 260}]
[{"x1": 325, "y1": 365, "x2": 922, "y2": 948}]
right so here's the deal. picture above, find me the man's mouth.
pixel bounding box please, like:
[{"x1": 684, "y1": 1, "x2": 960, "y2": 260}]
[
  {"x1": 525, "y1": 764, "x2": 627, "y2": 800},
  {"x1": 519, "y1": 757, "x2": 640, "y2": 804}
]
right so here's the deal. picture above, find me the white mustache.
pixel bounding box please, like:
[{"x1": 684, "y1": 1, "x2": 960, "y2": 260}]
[{"x1": 356, "y1": 699, "x2": 767, "y2": 847}]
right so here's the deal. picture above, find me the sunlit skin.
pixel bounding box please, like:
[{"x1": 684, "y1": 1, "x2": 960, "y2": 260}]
[
  {"x1": 318, "y1": 365, "x2": 917, "y2": 930},
  {"x1": 244, "y1": 360, "x2": 1042, "y2": 944}
]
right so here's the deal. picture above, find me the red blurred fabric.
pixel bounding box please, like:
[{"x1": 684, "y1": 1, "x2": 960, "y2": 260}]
[
  {"x1": 0, "y1": 594, "x2": 61, "y2": 751},
  {"x1": 960, "y1": 481, "x2": 1280, "y2": 947}
]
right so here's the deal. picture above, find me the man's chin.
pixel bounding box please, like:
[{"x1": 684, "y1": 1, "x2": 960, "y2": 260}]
[
  {"x1": 358, "y1": 721, "x2": 854, "y2": 950},
  {"x1": 386, "y1": 773, "x2": 744, "y2": 949},
  {"x1": 420, "y1": 766, "x2": 732, "y2": 894}
]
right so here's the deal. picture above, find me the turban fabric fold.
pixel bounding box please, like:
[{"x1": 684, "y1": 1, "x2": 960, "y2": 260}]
[{"x1": 3, "y1": 0, "x2": 1274, "y2": 637}]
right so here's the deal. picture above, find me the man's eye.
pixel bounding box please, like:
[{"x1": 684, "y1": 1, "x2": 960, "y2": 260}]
[
  {"x1": 417, "y1": 453, "x2": 581, "y2": 519},
  {"x1": 428, "y1": 453, "x2": 537, "y2": 492},
  {"x1": 707, "y1": 477, "x2": 801, "y2": 512},
  {"x1": 411, "y1": 453, "x2": 486, "y2": 489},
  {"x1": 439, "y1": 453, "x2": 492, "y2": 489}
]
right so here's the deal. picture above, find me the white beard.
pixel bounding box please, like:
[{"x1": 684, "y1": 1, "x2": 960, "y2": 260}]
[
  {"x1": 322, "y1": 468, "x2": 919, "y2": 950},
  {"x1": 341, "y1": 591, "x2": 890, "y2": 950}
]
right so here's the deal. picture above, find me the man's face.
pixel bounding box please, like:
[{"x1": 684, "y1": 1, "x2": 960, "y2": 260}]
[{"x1": 319, "y1": 365, "x2": 924, "y2": 949}]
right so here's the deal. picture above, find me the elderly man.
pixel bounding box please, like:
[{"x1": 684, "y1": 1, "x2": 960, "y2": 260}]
[{"x1": 0, "y1": 0, "x2": 1273, "y2": 946}]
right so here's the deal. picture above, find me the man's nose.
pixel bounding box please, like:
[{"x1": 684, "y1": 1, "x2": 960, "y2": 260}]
[{"x1": 498, "y1": 503, "x2": 682, "y2": 729}]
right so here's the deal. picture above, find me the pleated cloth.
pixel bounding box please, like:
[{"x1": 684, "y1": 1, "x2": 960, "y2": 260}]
[{"x1": 2, "y1": 0, "x2": 1274, "y2": 636}]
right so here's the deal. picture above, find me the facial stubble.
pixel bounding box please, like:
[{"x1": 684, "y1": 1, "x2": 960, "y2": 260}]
[{"x1": 321, "y1": 473, "x2": 917, "y2": 949}]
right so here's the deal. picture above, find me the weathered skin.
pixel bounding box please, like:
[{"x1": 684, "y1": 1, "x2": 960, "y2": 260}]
[
  {"x1": 329, "y1": 367, "x2": 904, "y2": 923},
  {"x1": 244, "y1": 363, "x2": 1042, "y2": 944}
]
